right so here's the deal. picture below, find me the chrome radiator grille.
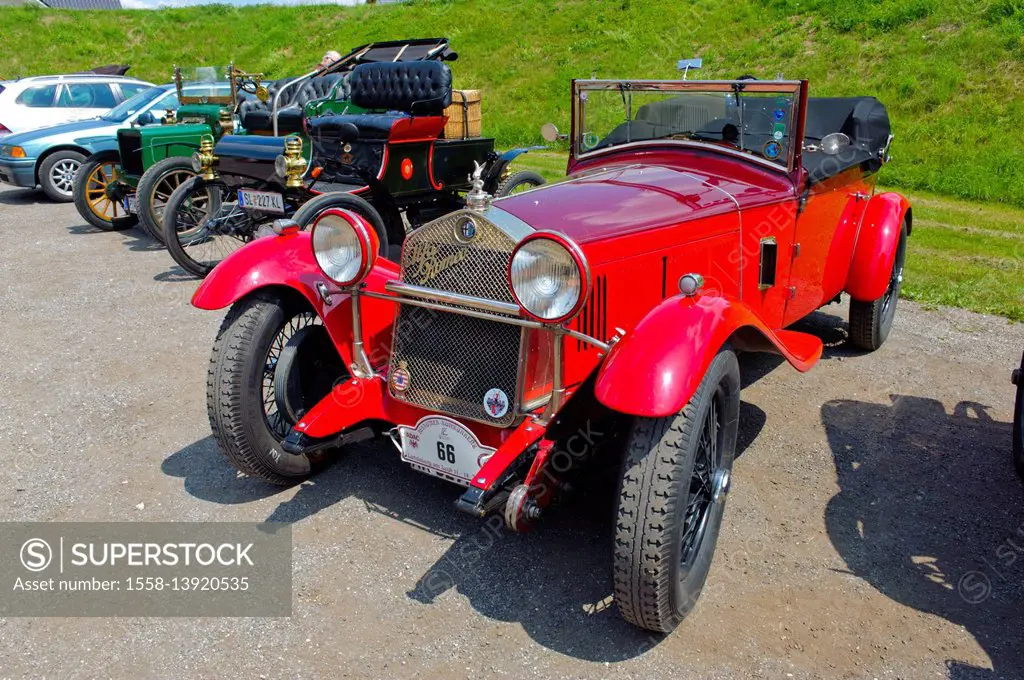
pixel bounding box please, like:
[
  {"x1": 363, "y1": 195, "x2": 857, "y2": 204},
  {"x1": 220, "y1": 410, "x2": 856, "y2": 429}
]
[{"x1": 389, "y1": 210, "x2": 523, "y2": 427}]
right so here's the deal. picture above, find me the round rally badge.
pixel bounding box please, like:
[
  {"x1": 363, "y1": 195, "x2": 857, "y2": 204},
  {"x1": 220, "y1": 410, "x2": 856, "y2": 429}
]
[
  {"x1": 391, "y1": 362, "x2": 411, "y2": 392},
  {"x1": 483, "y1": 388, "x2": 509, "y2": 419},
  {"x1": 763, "y1": 140, "x2": 782, "y2": 160}
]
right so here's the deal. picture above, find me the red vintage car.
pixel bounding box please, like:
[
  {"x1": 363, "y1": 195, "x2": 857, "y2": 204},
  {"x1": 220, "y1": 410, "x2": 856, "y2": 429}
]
[{"x1": 191, "y1": 77, "x2": 909, "y2": 632}]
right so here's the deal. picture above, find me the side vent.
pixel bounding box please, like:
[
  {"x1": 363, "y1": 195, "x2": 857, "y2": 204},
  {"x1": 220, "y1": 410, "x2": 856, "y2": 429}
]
[
  {"x1": 576, "y1": 275, "x2": 607, "y2": 350},
  {"x1": 759, "y1": 237, "x2": 778, "y2": 290}
]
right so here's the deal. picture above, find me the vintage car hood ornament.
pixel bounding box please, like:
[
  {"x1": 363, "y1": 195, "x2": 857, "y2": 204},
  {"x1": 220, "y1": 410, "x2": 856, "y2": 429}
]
[{"x1": 465, "y1": 161, "x2": 493, "y2": 212}]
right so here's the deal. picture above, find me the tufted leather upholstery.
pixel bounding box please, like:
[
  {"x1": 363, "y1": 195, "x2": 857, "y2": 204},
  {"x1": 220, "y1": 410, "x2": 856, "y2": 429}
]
[
  {"x1": 348, "y1": 61, "x2": 452, "y2": 115},
  {"x1": 240, "y1": 73, "x2": 348, "y2": 134},
  {"x1": 307, "y1": 113, "x2": 406, "y2": 142}
]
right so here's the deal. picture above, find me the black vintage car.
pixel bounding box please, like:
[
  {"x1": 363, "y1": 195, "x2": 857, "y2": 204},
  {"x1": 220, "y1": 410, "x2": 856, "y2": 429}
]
[{"x1": 160, "y1": 59, "x2": 544, "y2": 276}]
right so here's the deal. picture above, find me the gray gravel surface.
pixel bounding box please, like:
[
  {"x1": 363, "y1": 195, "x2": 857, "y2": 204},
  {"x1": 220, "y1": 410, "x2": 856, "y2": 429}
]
[{"x1": 0, "y1": 183, "x2": 1022, "y2": 679}]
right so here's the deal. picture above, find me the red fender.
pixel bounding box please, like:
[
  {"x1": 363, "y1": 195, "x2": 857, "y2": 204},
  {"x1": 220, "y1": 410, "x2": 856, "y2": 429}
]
[
  {"x1": 594, "y1": 294, "x2": 823, "y2": 418},
  {"x1": 192, "y1": 231, "x2": 323, "y2": 311},
  {"x1": 192, "y1": 232, "x2": 400, "y2": 369},
  {"x1": 845, "y1": 192, "x2": 911, "y2": 302}
]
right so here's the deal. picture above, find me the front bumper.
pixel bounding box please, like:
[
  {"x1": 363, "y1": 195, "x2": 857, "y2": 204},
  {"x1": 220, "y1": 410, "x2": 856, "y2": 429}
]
[{"x1": 0, "y1": 157, "x2": 37, "y2": 188}]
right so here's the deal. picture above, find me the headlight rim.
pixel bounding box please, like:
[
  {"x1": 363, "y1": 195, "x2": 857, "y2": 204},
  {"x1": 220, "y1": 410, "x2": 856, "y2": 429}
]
[
  {"x1": 508, "y1": 230, "x2": 591, "y2": 324},
  {"x1": 309, "y1": 208, "x2": 379, "y2": 288}
]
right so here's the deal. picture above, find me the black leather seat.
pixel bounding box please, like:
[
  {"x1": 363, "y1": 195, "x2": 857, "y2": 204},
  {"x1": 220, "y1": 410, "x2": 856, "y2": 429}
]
[
  {"x1": 307, "y1": 113, "x2": 407, "y2": 141},
  {"x1": 304, "y1": 61, "x2": 453, "y2": 147},
  {"x1": 347, "y1": 60, "x2": 452, "y2": 115},
  {"x1": 240, "y1": 73, "x2": 347, "y2": 134}
]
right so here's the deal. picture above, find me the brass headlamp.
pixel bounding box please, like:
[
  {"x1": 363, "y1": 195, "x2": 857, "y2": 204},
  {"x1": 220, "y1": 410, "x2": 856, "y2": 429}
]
[
  {"x1": 219, "y1": 109, "x2": 234, "y2": 136},
  {"x1": 191, "y1": 137, "x2": 218, "y2": 181},
  {"x1": 275, "y1": 137, "x2": 307, "y2": 189},
  {"x1": 163, "y1": 107, "x2": 176, "y2": 125}
]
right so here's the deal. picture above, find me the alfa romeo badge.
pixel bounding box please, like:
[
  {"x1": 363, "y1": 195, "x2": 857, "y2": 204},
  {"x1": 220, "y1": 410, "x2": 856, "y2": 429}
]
[{"x1": 455, "y1": 217, "x2": 477, "y2": 242}]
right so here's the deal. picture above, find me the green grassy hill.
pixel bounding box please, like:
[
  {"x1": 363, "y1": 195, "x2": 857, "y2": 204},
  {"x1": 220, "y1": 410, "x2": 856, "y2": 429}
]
[{"x1": 0, "y1": 0, "x2": 1023, "y2": 208}]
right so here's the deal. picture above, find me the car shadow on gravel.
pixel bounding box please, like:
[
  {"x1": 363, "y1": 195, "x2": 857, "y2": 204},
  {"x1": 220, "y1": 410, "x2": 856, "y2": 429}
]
[
  {"x1": 162, "y1": 436, "x2": 287, "y2": 505},
  {"x1": 67, "y1": 223, "x2": 166, "y2": 252},
  {"x1": 0, "y1": 188, "x2": 48, "y2": 206},
  {"x1": 822, "y1": 396, "x2": 1024, "y2": 679},
  {"x1": 165, "y1": 398, "x2": 767, "y2": 661}
]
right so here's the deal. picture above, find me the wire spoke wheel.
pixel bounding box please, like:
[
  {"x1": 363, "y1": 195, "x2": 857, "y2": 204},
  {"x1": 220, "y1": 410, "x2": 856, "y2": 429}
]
[
  {"x1": 613, "y1": 348, "x2": 739, "y2": 632},
  {"x1": 679, "y1": 390, "x2": 725, "y2": 568},
  {"x1": 171, "y1": 185, "x2": 245, "y2": 268},
  {"x1": 150, "y1": 169, "x2": 196, "y2": 222},
  {"x1": 260, "y1": 312, "x2": 321, "y2": 439}
]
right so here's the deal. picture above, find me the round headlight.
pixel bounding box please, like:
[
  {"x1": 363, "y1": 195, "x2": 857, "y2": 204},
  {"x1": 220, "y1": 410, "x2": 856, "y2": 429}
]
[
  {"x1": 190, "y1": 152, "x2": 203, "y2": 173},
  {"x1": 310, "y1": 209, "x2": 378, "y2": 287},
  {"x1": 274, "y1": 154, "x2": 288, "y2": 178},
  {"x1": 509, "y1": 232, "x2": 590, "y2": 323}
]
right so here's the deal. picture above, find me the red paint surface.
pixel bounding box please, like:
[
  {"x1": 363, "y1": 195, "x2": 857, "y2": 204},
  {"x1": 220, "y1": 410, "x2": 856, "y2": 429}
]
[
  {"x1": 595, "y1": 293, "x2": 822, "y2": 418},
  {"x1": 844, "y1": 192, "x2": 911, "y2": 302},
  {"x1": 388, "y1": 116, "x2": 446, "y2": 143}
]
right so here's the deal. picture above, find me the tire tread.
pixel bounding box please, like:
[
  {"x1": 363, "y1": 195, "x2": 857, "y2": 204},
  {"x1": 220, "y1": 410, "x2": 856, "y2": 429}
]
[{"x1": 207, "y1": 293, "x2": 294, "y2": 485}]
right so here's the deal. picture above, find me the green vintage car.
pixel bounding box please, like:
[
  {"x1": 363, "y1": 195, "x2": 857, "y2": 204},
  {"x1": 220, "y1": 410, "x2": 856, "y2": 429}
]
[{"x1": 72, "y1": 38, "x2": 457, "y2": 241}]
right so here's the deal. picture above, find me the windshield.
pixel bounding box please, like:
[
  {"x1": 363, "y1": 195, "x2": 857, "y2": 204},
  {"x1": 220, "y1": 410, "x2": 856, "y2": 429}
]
[
  {"x1": 574, "y1": 81, "x2": 802, "y2": 170},
  {"x1": 175, "y1": 65, "x2": 233, "y2": 105},
  {"x1": 101, "y1": 86, "x2": 166, "y2": 122}
]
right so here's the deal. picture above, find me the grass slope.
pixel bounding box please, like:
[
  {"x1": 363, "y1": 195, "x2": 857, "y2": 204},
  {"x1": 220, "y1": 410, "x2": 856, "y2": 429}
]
[
  {"x1": 0, "y1": 0, "x2": 1023, "y2": 206},
  {"x1": 1, "y1": 0, "x2": 1021, "y2": 320}
]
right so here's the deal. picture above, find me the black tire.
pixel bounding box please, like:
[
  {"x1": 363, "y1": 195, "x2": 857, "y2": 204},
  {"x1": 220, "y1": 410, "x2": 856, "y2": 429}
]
[
  {"x1": 849, "y1": 221, "x2": 908, "y2": 351},
  {"x1": 495, "y1": 170, "x2": 545, "y2": 197},
  {"x1": 39, "y1": 149, "x2": 86, "y2": 202},
  {"x1": 292, "y1": 191, "x2": 390, "y2": 256},
  {"x1": 163, "y1": 177, "x2": 236, "y2": 278},
  {"x1": 613, "y1": 347, "x2": 741, "y2": 632},
  {"x1": 72, "y1": 156, "x2": 137, "y2": 231},
  {"x1": 137, "y1": 156, "x2": 198, "y2": 243},
  {"x1": 207, "y1": 291, "x2": 345, "y2": 485},
  {"x1": 1014, "y1": 353, "x2": 1024, "y2": 480}
]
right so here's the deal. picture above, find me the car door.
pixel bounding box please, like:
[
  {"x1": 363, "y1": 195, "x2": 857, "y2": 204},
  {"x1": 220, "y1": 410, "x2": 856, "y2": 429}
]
[
  {"x1": 9, "y1": 84, "x2": 64, "y2": 132},
  {"x1": 783, "y1": 168, "x2": 874, "y2": 326},
  {"x1": 57, "y1": 82, "x2": 118, "y2": 122}
]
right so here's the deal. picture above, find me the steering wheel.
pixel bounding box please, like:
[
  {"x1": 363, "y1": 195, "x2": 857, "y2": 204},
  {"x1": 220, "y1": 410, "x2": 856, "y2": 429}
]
[{"x1": 684, "y1": 119, "x2": 741, "y2": 147}]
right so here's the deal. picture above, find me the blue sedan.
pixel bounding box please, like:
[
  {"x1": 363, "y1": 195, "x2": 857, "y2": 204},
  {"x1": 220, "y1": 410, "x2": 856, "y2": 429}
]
[{"x1": 0, "y1": 84, "x2": 181, "y2": 202}]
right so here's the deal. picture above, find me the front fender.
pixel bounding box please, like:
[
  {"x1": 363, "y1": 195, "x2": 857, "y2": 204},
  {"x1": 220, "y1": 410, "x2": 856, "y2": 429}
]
[
  {"x1": 594, "y1": 295, "x2": 823, "y2": 418},
  {"x1": 193, "y1": 232, "x2": 400, "y2": 373},
  {"x1": 192, "y1": 231, "x2": 321, "y2": 311},
  {"x1": 845, "y1": 192, "x2": 911, "y2": 302},
  {"x1": 192, "y1": 231, "x2": 400, "y2": 310}
]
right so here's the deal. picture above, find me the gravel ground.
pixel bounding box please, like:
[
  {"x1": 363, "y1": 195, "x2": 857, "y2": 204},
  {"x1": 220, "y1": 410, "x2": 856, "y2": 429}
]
[{"x1": 0, "y1": 183, "x2": 1022, "y2": 679}]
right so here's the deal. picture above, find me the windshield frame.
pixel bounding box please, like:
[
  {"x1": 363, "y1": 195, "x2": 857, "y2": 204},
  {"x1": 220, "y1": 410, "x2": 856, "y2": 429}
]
[
  {"x1": 173, "y1": 65, "x2": 237, "y2": 107},
  {"x1": 571, "y1": 79, "x2": 808, "y2": 174}
]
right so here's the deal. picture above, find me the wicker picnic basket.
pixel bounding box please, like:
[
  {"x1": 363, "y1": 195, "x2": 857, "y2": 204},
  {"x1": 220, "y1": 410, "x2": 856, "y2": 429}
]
[{"x1": 444, "y1": 90, "x2": 482, "y2": 139}]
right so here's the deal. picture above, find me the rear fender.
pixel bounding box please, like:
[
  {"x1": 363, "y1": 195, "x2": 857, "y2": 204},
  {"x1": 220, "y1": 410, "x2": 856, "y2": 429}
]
[
  {"x1": 594, "y1": 294, "x2": 823, "y2": 418},
  {"x1": 192, "y1": 231, "x2": 400, "y2": 368},
  {"x1": 845, "y1": 192, "x2": 911, "y2": 302}
]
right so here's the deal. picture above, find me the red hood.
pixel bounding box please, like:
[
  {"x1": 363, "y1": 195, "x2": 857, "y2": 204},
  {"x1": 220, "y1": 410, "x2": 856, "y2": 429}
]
[{"x1": 494, "y1": 153, "x2": 794, "y2": 246}]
